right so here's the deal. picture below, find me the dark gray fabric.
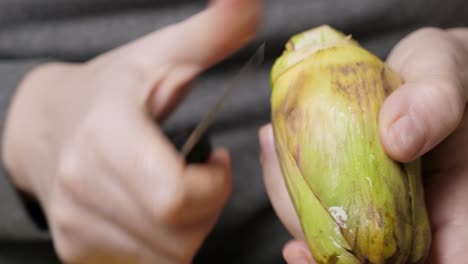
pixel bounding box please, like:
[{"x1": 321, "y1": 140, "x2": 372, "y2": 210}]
[{"x1": 0, "y1": 0, "x2": 467, "y2": 263}]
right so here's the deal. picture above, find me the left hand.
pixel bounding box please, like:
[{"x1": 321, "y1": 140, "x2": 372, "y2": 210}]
[
  {"x1": 259, "y1": 27, "x2": 468, "y2": 264},
  {"x1": 2, "y1": 1, "x2": 262, "y2": 263}
]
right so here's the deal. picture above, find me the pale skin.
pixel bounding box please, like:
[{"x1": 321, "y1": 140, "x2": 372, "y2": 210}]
[
  {"x1": 1, "y1": 0, "x2": 467, "y2": 264},
  {"x1": 1, "y1": 0, "x2": 263, "y2": 263},
  {"x1": 260, "y1": 28, "x2": 468, "y2": 263}
]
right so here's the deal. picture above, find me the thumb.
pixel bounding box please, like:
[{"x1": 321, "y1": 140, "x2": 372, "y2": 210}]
[
  {"x1": 379, "y1": 28, "x2": 468, "y2": 162},
  {"x1": 259, "y1": 124, "x2": 303, "y2": 240},
  {"x1": 113, "y1": 0, "x2": 264, "y2": 119},
  {"x1": 129, "y1": 0, "x2": 263, "y2": 71}
]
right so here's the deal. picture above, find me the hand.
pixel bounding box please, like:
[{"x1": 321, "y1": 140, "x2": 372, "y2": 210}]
[
  {"x1": 259, "y1": 27, "x2": 468, "y2": 264},
  {"x1": 1, "y1": 0, "x2": 262, "y2": 263}
]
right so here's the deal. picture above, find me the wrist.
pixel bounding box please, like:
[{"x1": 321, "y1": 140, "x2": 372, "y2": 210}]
[{"x1": 1, "y1": 63, "x2": 57, "y2": 197}]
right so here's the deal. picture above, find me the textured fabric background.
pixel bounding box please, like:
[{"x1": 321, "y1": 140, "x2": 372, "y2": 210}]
[{"x1": 0, "y1": 1, "x2": 467, "y2": 263}]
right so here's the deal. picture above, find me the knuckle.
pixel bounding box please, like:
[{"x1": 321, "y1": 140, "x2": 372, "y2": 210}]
[
  {"x1": 155, "y1": 191, "x2": 186, "y2": 224},
  {"x1": 55, "y1": 241, "x2": 74, "y2": 263},
  {"x1": 49, "y1": 204, "x2": 84, "y2": 263},
  {"x1": 127, "y1": 147, "x2": 161, "y2": 177},
  {"x1": 133, "y1": 156, "x2": 186, "y2": 223},
  {"x1": 436, "y1": 75, "x2": 463, "y2": 101},
  {"x1": 441, "y1": 81, "x2": 465, "y2": 121},
  {"x1": 412, "y1": 27, "x2": 445, "y2": 39},
  {"x1": 119, "y1": 54, "x2": 158, "y2": 83},
  {"x1": 423, "y1": 79, "x2": 465, "y2": 127},
  {"x1": 55, "y1": 239, "x2": 81, "y2": 264},
  {"x1": 50, "y1": 207, "x2": 76, "y2": 241},
  {"x1": 79, "y1": 111, "x2": 133, "y2": 171},
  {"x1": 56, "y1": 150, "x2": 87, "y2": 201}
]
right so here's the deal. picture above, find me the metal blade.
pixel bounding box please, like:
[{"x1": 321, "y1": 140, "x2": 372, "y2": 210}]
[{"x1": 180, "y1": 42, "x2": 265, "y2": 157}]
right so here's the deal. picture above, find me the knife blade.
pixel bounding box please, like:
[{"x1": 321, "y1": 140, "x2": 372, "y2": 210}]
[{"x1": 173, "y1": 42, "x2": 265, "y2": 162}]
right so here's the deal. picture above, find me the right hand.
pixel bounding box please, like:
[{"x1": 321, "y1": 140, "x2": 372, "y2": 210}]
[
  {"x1": 1, "y1": 0, "x2": 263, "y2": 263},
  {"x1": 259, "y1": 27, "x2": 468, "y2": 264}
]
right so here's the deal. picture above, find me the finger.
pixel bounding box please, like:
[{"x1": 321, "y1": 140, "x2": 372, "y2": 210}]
[
  {"x1": 124, "y1": 0, "x2": 262, "y2": 71},
  {"x1": 170, "y1": 148, "x2": 232, "y2": 226},
  {"x1": 283, "y1": 240, "x2": 316, "y2": 264},
  {"x1": 60, "y1": 102, "x2": 199, "y2": 257},
  {"x1": 114, "y1": 0, "x2": 264, "y2": 118},
  {"x1": 81, "y1": 106, "x2": 215, "y2": 260},
  {"x1": 133, "y1": 148, "x2": 233, "y2": 261},
  {"x1": 57, "y1": 131, "x2": 183, "y2": 261},
  {"x1": 259, "y1": 124, "x2": 304, "y2": 240},
  {"x1": 379, "y1": 28, "x2": 468, "y2": 162},
  {"x1": 47, "y1": 191, "x2": 148, "y2": 264}
]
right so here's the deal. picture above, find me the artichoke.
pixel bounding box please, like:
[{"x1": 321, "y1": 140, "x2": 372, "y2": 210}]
[{"x1": 270, "y1": 25, "x2": 431, "y2": 263}]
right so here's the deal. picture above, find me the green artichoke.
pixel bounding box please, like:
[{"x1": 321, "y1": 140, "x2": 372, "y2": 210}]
[{"x1": 270, "y1": 25, "x2": 431, "y2": 264}]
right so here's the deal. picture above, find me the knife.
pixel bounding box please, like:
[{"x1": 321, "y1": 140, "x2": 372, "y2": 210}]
[{"x1": 166, "y1": 42, "x2": 266, "y2": 164}]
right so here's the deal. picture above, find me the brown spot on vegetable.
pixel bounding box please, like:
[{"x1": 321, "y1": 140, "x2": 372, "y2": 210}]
[
  {"x1": 333, "y1": 61, "x2": 366, "y2": 76},
  {"x1": 381, "y1": 66, "x2": 392, "y2": 97},
  {"x1": 329, "y1": 62, "x2": 382, "y2": 113},
  {"x1": 356, "y1": 61, "x2": 369, "y2": 72},
  {"x1": 282, "y1": 73, "x2": 306, "y2": 136},
  {"x1": 339, "y1": 65, "x2": 351, "y2": 75},
  {"x1": 327, "y1": 254, "x2": 338, "y2": 264},
  {"x1": 367, "y1": 203, "x2": 383, "y2": 228}
]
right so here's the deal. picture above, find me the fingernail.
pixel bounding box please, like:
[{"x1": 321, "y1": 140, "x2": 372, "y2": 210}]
[
  {"x1": 389, "y1": 113, "x2": 425, "y2": 160},
  {"x1": 259, "y1": 124, "x2": 275, "y2": 160}
]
